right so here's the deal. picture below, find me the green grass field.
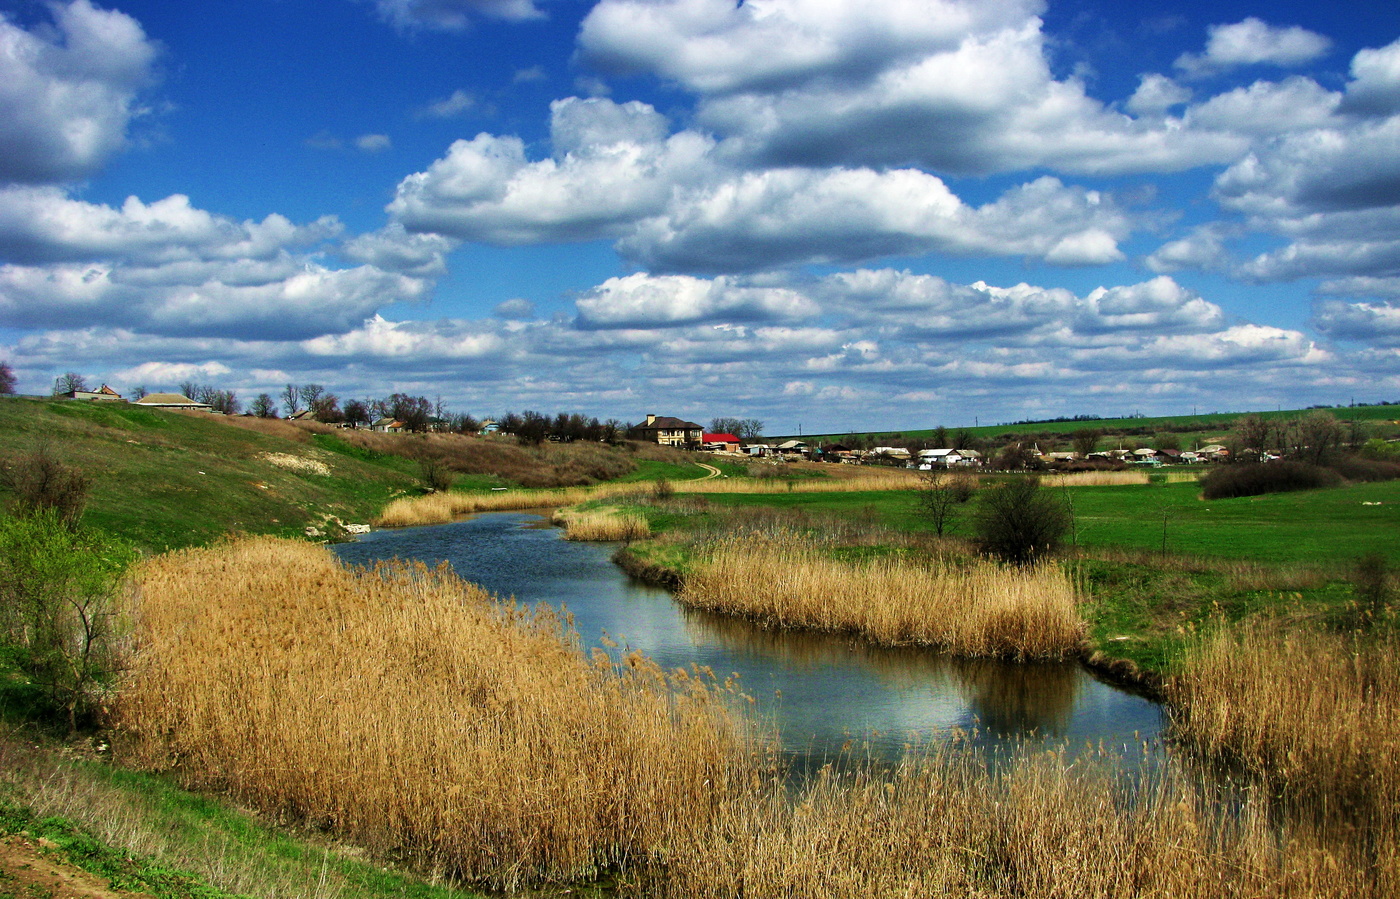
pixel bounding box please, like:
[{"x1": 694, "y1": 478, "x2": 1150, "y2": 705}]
[{"x1": 671, "y1": 476, "x2": 1400, "y2": 567}]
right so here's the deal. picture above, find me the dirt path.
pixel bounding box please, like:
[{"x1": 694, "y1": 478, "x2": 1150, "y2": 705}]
[
  {"x1": 692, "y1": 462, "x2": 722, "y2": 481},
  {"x1": 0, "y1": 834, "x2": 152, "y2": 899}
]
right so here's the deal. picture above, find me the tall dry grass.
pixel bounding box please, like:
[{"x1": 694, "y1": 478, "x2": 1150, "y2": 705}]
[
  {"x1": 674, "y1": 470, "x2": 923, "y2": 494},
  {"x1": 113, "y1": 537, "x2": 760, "y2": 890},
  {"x1": 679, "y1": 533, "x2": 1083, "y2": 660},
  {"x1": 646, "y1": 745, "x2": 1397, "y2": 899},
  {"x1": 1169, "y1": 624, "x2": 1400, "y2": 813},
  {"x1": 111, "y1": 538, "x2": 1397, "y2": 896},
  {"x1": 553, "y1": 507, "x2": 651, "y2": 541},
  {"x1": 376, "y1": 469, "x2": 925, "y2": 528},
  {"x1": 1042, "y1": 470, "x2": 1150, "y2": 487}
]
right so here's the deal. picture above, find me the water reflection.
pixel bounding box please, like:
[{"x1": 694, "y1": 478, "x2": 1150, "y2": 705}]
[
  {"x1": 332, "y1": 512, "x2": 1164, "y2": 762},
  {"x1": 681, "y1": 610, "x2": 1083, "y2": 738}
]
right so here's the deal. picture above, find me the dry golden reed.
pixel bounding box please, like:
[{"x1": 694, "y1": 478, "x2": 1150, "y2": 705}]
[
  {"x1": 377, "y1": 470, "x2": 924, "y2": 527},
  {"x1": 111, "y1": 538, "x2": 1396, "y2": 896},
  {"x1": 679, "y1": 533, "x2": 1083, "y2": 660},
  {"x1": 1170, "y1": 624, "x2": 1400, "y2": 811},
  {"x1": 1042, "y1": 470, "x2": 1151, "y2": 488},
  {"x1": 114, "y1": 537, "x2": 757, "y2": 890},
  {"x1": 552, "y1": 507, "x2": 651, "y2": 541}
]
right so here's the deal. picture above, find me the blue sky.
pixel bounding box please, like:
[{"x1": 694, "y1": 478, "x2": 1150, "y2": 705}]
[{"x1": 3, "y1": 0, "x2": 1400, "y2": 432}]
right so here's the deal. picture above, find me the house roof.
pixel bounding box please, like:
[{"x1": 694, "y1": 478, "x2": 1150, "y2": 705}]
[
  {"x1": 134, "y1": 393, "x2": 208, "y2": 407},
  {"x1": 641, "y1": 416, "x2": 702, "y2": 430},
  {"x1": 703, "y1": 433, "x2": 739, "y2": 443}
]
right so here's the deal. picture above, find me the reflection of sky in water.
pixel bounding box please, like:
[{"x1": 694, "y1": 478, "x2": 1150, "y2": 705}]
[{"x1": 333, "y1": 513, "x2": 1164, "y2": 762}]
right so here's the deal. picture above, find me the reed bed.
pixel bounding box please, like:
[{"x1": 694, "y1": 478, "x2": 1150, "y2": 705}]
[
  {"x1": 1042, "y1": 470, "x2": 1151, "y2": 488},
  {"x1": 377, "y1": 471, "x2": 924, "y2": 528},
  {"x1": 110, "y1": 538, "x2": 1397, "y2": 896},
  {"x1": 673, "y1": 470, "x2": 923, "y2": 494},
  {"x1": 1169, "y1": 624, "x2": 1400, "y2": 814},
  {"x1": 679, "y1": 533, "x2": 1083, "y2": 660},
  {"x1": 552, "y1": 507, "x2": 651, "y2": 541},
  {"x1": 376, "y1": 484, "x2": 625, "y2": 526},
  {"x1": 646, "y1": 746, "x2": 1396, "y2": 899},
  {"x1": 113, "y1": 537, "x2": 759, "y2": 890}
]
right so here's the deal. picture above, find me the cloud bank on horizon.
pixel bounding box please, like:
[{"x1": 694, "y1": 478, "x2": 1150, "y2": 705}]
[{"x1": 1, "y1": 0, "x2": 1399, "y2": 431}]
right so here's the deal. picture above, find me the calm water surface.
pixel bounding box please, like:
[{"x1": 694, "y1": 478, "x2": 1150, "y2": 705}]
[{"x1": 333, "y1": 512, "x2": 1164, "y2": 762}]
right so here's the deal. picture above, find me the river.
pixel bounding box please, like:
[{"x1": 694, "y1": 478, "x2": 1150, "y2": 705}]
[{"x1": 333, "y1": 512, "x2": 1164, "y2": 763}]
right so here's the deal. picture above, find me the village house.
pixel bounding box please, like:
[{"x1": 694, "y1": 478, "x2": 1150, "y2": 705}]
[
  {"x1": 63, "y1": 384, "x2": 125, "y2": 402},
  {"x1": 702, "y1": 432, "x2": 741, "y2": 452},
  {"x1": 634, "y1": 414, "x2": 703, "y2": 448},
  {"x1": 917, "y1": 448, "x2": 983, "y2": 469},
  {"x1": 132, "y1": 392, "x2": 211, "y2": 411}
]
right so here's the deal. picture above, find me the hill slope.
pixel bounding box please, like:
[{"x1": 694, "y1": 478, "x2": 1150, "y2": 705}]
[{"x1": 0, "y1": 398, "x2": 420, "y2": 552}]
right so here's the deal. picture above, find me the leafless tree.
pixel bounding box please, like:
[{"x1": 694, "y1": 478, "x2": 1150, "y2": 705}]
[
  {"x1": 918, "y1": 471, "x2": 974, "y2": 537},
  {"x1": 281, "y1": 383, "x2": 303, "y2": 417},
  {"x1": 53, "y1": 372, "x2": 88, "y2": 395}
]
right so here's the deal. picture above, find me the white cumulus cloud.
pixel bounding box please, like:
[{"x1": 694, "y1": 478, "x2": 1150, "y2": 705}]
[
  {"x1": 0, "y1": 0, "x2": 160, "y2": 184},
  {"x1": 1176, "y1": 18, "x2": 1332, "y2": 77}
]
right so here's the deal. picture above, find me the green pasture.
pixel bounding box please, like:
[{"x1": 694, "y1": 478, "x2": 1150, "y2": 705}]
[{"x1": 675, "y1": 477, "x2": 1400, "y2": 568}]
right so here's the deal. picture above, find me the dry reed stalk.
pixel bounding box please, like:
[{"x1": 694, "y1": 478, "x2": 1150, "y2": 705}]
[
  {"x1": 110, "y1": 539, "x2": 1395, "y2": 896},
  {"x1": 1042, "y1": 471, "x2": 1151, "y2": 488},
  {"x1": 675, "y1": 471, "x2": 922, "y2": 495},
  {"x1": 553, "y1": 507, "x2": 651, "y2": 541},
  {"x1": 114, "y1": 537, "x2": 760, "y2": 890},
  {"x1": 1170, "y1": 624, "x2": 1400, "y2": 812},
  {"x1": 376, "y1": 472, "x2": 923, "y2": 528},
  {"x1": 645, "y1": 744, "x2": 1394, "y2": 899},
  {"x1": 678, "y1": 533, "x2": 1083, "y2": 660},
  {"x1": 1163, "y1": 470, "x2": 1201, "y2": 483}
]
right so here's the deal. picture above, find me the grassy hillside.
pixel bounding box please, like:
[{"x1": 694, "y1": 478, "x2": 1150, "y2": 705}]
[{"x1": 0, "y1": 397, "x2": 421, "y2": 552}]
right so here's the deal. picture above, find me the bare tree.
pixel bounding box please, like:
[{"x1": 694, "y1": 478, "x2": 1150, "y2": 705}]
[
  {"x1": 1233, "y1": 414, "x2": 1275, "y2": 463},
  {"x1": 53, "y1": 372, "x2": 88, "y2": 395},
  {"x1": 918, "y1": 471, "x2": 974, "y2": 537},
  {"x1": 298, "y1": 383, "x2": 325, "y2": 410},
  {"x1": 0, "y1": 361, "x2": 15, "y2": 395},
  {"x1": 281, "y1": 383, "x2": 303, "y2": 417},
  {"x1": 1293, "y1": 410, "x2": 1344, "y2": 465},
  {"x1": 251, "y1": 393, "x2": 278, "y2": 418},
  {"x1": 1071, "y1": 429, "x2": 1100, "y2": 458},
  {"x1": 343, "y1": 399, "x2": 370, "y2": 429}
]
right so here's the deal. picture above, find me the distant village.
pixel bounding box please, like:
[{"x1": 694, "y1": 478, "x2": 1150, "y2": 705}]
[{"x1": 47, "y1": 373, "x2": 1228, "y2": 472}]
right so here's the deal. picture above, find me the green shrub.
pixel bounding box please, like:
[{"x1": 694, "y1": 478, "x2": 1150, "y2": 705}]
[
  {"x1": 975, "y1": 477, "x2": 1071, "y2": 565},
  {"x1": 0, "y1": 509, "x2": 135, "y2": 729},
  {"x1": 1200, "y1": 461, "x2": 1342, "y2": 499},
  {"x1": 1326, "y1": 455, "x2": 1400, "y2": 483},
  {"x1": 0, "y1": 444, "x2": 91, "y2": 528}
]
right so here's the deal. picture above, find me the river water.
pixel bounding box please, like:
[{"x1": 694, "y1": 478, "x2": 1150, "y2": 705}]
[{"x1": 333, "y1": 512, "x2": 1164, "y2": 763}]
